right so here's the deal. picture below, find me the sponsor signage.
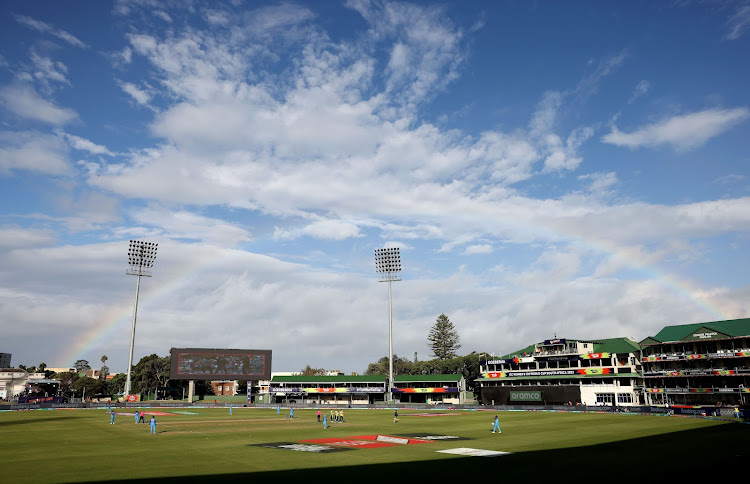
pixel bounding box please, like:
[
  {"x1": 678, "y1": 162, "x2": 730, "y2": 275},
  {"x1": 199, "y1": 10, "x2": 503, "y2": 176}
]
[
  {"x1": 397, "y1": 434, "x2": 469, "y2": 441},
  {"x1": 252, "y1": 442, "x2": 353, "y2": 453},
  {"x1": 301, "y1": 435, "x2": 433, "y2": 449},
  {"x1": 645, "y1": 352, "x2": 746, "y2": 362},
  {"x1": 483, "y1": 368, "x2": 614, "y2": 378},
  {"x1": 648, "y1": 388, "x2": 744, "y2": 394},
  {"x1": 437, "y1": 448, "x2": 512, "y2": 457},
  {"x1": 482, "y1": 368, "x2": 614, "y2": 378},
  {"x1": 543, "y1": 355, "x2": 577, "y2": 361},
  {"x1": 543, "y1": 339, "x2": 567, "y2": 345},
  {"x1": 644, "y1": 355, "x2": 684, "y2": 362},
  {"x1": 646, "y1": 369, "x2": 744, "y2": 377},
  {"x1": 483, "y1": 372, "x2": 507, "y2": 379},
  {"x1": 581, "y1": 352, "x2": 610, "y2": 360},
  {"x1": 690, "y1": 331, "x2": 719, "y2": 340},
  {"x1": 391, "y1": 387, "x2": 457, "y2": 394},
  {"x1": 273, "y1": 386, "x2": 385, "y2": 394},
  {"x1": 509, "y1": 390, "x2": 542, "y2": 402},
  {"x1": 17, "y1": 396, "x2": 63, "y2": 404}
]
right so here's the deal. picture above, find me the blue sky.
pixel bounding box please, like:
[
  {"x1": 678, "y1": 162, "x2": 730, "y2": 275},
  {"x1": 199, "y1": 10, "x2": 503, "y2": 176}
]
[{"x1": 1, "y1": 0, "x2": 749, "y2": 374}]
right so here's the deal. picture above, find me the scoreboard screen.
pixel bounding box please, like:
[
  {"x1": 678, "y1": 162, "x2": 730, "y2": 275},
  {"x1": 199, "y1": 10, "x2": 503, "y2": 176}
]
[{"x1": 169, "y1": 348, "x2": 272, "y2": 380}]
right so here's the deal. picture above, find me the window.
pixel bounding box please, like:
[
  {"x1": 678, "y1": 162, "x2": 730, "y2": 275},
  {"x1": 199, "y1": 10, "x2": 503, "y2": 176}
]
[
  {"x1": 617, "y1": 394, "x2": 633, "y2": 404},
  {"x1": 595, "y1": 393, "x2": 614, "y2": 404}
]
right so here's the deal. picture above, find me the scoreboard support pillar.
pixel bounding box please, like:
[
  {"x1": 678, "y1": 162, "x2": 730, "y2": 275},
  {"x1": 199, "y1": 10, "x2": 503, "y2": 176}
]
[{"x1": 188, "y1": 380, "x2": 194, "y2": 403}]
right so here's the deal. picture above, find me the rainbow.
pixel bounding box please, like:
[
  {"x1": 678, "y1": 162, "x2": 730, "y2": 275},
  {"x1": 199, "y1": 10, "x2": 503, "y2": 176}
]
[
  {"x1": 61, "y1": 230, "x2": 738, "y2": 367},
  {"x1": 59, "y1": 248, "x2": 225, "y2": 367}
]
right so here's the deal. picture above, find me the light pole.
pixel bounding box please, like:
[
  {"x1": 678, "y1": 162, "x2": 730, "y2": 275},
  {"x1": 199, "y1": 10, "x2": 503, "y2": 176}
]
[
  {"x1": 124, "y1": 240, "x2": 158, "y2": 396},
  {"x1": 374, "y1": 247, "x2": 401, "y2": 402}
]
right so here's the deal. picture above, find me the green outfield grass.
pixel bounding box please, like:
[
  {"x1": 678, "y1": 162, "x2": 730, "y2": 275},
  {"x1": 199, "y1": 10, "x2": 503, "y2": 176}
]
[{"x1": 0, "y1": 407, "x2": 746, "y2": 482}]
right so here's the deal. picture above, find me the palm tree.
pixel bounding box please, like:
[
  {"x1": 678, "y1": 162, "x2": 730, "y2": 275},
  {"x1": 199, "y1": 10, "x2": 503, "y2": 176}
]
[{"x1": 100, "y1": 355, "x2": 109, "y2": 380}]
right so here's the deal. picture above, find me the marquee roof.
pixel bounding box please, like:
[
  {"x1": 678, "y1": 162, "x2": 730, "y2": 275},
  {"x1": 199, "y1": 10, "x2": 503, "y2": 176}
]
[{"x1": 641, "y1": 318, "x2": 750, "y2": 344}]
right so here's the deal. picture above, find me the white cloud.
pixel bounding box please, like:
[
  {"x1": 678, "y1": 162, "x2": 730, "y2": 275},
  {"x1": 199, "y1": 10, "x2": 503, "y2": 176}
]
[
  {"x1": 119, "y1": 81, "x2": 152, "y2": 107},
  {"x1": 0, "y1": 82, "x2": 78, "y2": 125},
  {"x1": 131, "y1": 207, "x2": 252, "y2": 247},
  {"x1": 58, "y1": 131, "x2": 114, "y2": 156},
  {"x1": 14, "y1": 14, "x2": 87, "y2": 48},
  {"x1": 29, "y1": 50, "x2": 70, "y2": 86},
  {"x1": 578, "y1": 172, "x2": 618, "y2": 194},
  {"x1": 464, "y1": 244, "x2": 493, "y2": 255},
  {"x1": 573, "y1": 50, "x2": 628, "y2": 99},
  {"x1": 628, "y1": 80, "x2": 650, "y2": 104},
  {"x1": 601, "y1": 107, "x2": 749, "y2": 151},
  {"x1": 349, "y1": 0, "x2": 466, "y2": 110},
  {"x1": 725, "y1": 5, "x2": 750, "y2": 40},
  {"x1": 0, "y1": 130, "x2": 70, "y2": 175},
  {"x1": 275, "y1": 219, "x2": 363, "y2": 241},
  {"x1": 153, "y1": 10, "x2": 173, "y2": 23},
  {"x1": 0, "y1": 226, "x2": 56, "y2": 250}
]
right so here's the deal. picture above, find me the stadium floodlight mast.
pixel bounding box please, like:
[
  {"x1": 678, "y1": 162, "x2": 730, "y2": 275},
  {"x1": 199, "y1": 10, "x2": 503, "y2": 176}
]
[
  {"x1": 123, "y1": 240, "x2": 158, "y2": 397},
  {"x1": 375, "y1": 247, "x2": 402, "y2": 402}
]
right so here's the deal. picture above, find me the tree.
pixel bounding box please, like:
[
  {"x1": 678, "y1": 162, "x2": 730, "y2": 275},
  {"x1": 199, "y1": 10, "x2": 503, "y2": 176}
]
[
  {"x1": 364, "y1": 355, "x2": 413, "y2": 376},
  {"x1": 54, "y1": 371, "x2": 79, "y2": 400},
  {"x1": 100, "y1": 355, "x2": 109, "y2": 380},
  {"x1": 74, "y1": 359, "x2": 91, "y2": 372},
  {"x1": 73, "y1": 376, "x2": 104, "y2": 399},
  {"x1": 132, "y1": 354, "x2": 170, "y2": 395},
  {"x1": 106, "y1": 373, "x2": 126, "y2": 395},
  {"x1": 428, "y1": 313, "x2": 461, "y2": 360},
  {"x1": 299, "y1": 365, "x2": 327, "y2": 376}
]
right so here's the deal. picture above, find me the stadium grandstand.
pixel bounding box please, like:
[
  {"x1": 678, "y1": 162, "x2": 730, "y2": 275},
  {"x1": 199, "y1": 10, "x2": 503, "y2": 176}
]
[
  {"x1": 640, "y1": 318, "x2": 750, "y2": 407},
  {"x1": 477, "y1": 337, "x2": 642, "y2": 406}
]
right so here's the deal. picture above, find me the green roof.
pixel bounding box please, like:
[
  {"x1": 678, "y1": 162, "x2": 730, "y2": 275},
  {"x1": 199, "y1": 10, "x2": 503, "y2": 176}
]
[
  {"x1": 644, "y1": 318, "x2": 750, "y2": 344},
  {"x1": 592, "y1": 337, "x2": 641, "y2": 354},
  {"x1": 271, "y1": 375, "x2": 386, "y2": 383},
  {"x1": 499, "y1": 344, "x2": 537, "y2": 359},
  {"x1": 394, "y1": 374, "x2": 461, "y2": 382},
  {"x1": 500, "y1": 337, "x2": 640, "y2": 358}
]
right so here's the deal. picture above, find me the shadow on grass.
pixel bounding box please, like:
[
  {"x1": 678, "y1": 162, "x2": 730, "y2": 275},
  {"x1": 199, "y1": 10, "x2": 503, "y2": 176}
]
[
  {"x1": 0, "y1": 416, "x2": 80, "y2": 427},
  {"x1": 101, "y1": 423, "x2": 747, "y2": 482}
]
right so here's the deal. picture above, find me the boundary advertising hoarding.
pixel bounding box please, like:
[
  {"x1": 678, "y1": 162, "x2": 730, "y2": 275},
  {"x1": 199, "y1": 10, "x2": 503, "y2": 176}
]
[{"x1": 169, "y1": 348, "x2": 272, "y2": 380}]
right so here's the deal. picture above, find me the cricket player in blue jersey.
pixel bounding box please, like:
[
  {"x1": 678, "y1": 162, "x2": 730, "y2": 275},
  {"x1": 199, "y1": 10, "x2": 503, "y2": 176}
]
[
  {"x1": 150, "y1": 416, "x2": 156, "y2": 434},
  {"x1": 110, "y1": 412, "x2": 115, "y2": 424},
  {"x1": 134, "y1": 410, "x2": 139, "y2": 423},
  {"x1": 323, "y1": 415, "x2": 327, "y2": 429},
  {"x1": 492, "y1": 415, "x2": 501, "y2": 433}
]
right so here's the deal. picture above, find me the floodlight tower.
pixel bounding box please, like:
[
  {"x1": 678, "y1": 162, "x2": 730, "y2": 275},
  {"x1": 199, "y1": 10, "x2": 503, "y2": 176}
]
[
  {"x1": 374, "y1": 247, "x2": 401, "y2": 402},
  {"x1": 124, "y1": 240, "x2": 158, "y2": 396}
]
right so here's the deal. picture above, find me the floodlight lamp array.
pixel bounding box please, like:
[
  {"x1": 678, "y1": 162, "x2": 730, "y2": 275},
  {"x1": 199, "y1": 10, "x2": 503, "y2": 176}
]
[
  {"x1": 126, "y1": 240, "x2": 158, "y2": 276},
  {"x1": 374, "y1": 247, "x2": 401, "y2": 274}
]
